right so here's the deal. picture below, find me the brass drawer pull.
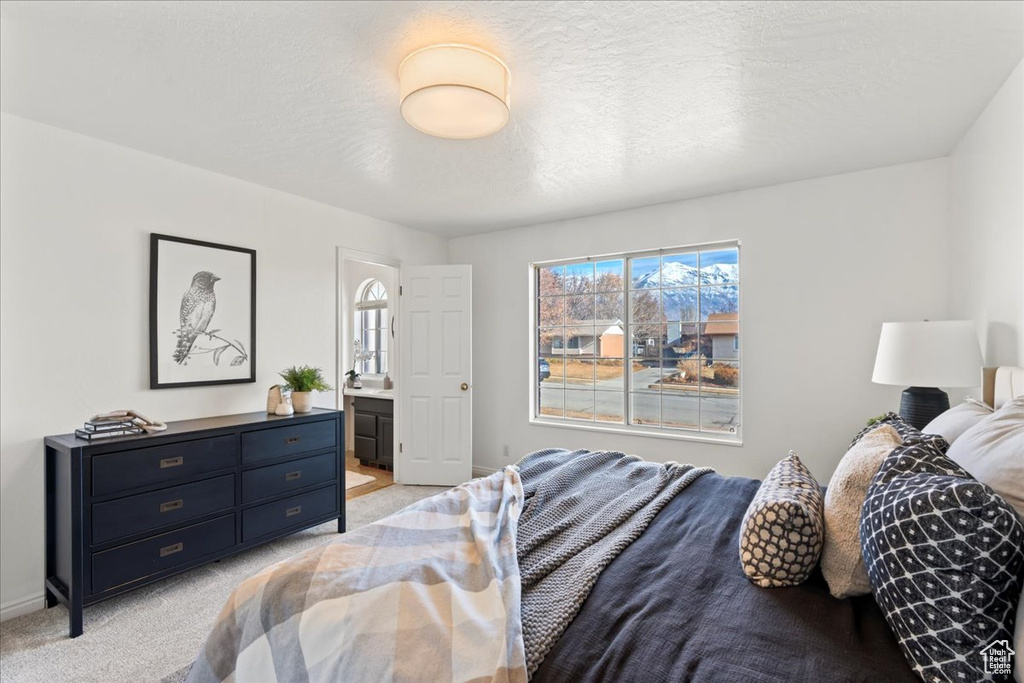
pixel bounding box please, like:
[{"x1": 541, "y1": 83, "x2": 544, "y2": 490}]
[
  {"x1": 285, "y1": 436, "x2": 301, "y2": 445},
  {"x1": 285, "y1": 506, "x2": 302, "y2": 517},
  {"x1": 160, "y1": 499, "x2": 184, "y2": 513},
  {"x1": 285, "y1": 471, "x2": 302, "y2": 482},
  {"x1": 160, "y1": 456, "x2": 184, "y2": 469},
  {"x1": 160, "y1": 542, "x2": 183, "y2": 557}
]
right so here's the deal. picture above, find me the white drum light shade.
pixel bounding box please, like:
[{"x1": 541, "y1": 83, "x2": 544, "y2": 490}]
[
  {"x1": 872, "y1": 320, "x2": 983, "y2": 387},
  {"x1": 399, "y1": 44, "x2": 510, "y2": 139}
]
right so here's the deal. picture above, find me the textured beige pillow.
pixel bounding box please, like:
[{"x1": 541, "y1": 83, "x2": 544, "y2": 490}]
[
  {"x1": 821, "y1": 424, "x2": 902, "y2": 599},
  {"x1": 947, "y1": 396, "x2": 1024, "y2": 518}
]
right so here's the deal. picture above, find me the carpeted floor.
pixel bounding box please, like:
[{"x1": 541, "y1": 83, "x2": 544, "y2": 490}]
[{"x1": 0, "y1": 484, "x2": 447, "y2": 683}]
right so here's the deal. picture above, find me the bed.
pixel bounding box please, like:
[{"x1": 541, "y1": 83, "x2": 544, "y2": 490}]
[
  {"x1": 531, "y1": 471, "x2": 918, "y2": 683},
  {"x1": 186, "y1": 367, "x2": 1023, "y2": 683}
]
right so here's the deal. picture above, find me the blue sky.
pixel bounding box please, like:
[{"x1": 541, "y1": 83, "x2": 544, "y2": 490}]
[{"x1": 699, "y1": 248, "x2": 739, "y2": 267}]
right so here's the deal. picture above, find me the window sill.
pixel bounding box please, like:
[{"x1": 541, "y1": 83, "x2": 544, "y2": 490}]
[{"x1": 528, "y1": 417, "x2": 743, "y2": 447}]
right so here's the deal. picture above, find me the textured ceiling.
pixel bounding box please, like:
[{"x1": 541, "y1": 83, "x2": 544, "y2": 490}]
[{"x1": 1, "y1": 1, "x2": 1021, "y2": 237}]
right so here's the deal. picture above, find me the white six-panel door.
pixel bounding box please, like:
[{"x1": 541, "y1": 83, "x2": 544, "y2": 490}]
[{"x1": 398, "y1": 265, "x2": 473, "y2": 486}]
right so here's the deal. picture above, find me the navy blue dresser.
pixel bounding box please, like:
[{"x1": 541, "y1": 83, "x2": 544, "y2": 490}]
[{"x1": 44, "y1": 408, "x2": 344, "y2": 637}]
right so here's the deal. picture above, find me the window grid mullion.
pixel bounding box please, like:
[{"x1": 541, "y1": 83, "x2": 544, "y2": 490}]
[{"x1": 623, "y1": 268, "x2": 631, "y2": 427}]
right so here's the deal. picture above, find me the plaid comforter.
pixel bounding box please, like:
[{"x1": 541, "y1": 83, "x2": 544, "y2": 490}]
[{"x1": 186, "y1": 469, "x2": 527, "y2": 683}]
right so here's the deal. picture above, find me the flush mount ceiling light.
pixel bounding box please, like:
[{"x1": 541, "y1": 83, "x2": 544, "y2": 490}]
[{"x1": 399, "y1": 44, "x2": 510, "y2": 139}]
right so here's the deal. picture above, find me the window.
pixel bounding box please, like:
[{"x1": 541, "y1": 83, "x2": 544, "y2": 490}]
[
  {"x1": 355, "y1": 279, "x2": 388, "y2": 375},
  {"x1": 534, "y1": 242, "x2": 740, "y2": 440}
]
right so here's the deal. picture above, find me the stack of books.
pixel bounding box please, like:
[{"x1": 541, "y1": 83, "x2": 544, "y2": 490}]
[{"x1": 75, "y1": 411, "x2": 144, "y2": 441}]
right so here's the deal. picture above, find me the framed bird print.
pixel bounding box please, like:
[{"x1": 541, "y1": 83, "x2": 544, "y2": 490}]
[{"x1": 149, "y1": 233, "x2": 256, "y2": 389}]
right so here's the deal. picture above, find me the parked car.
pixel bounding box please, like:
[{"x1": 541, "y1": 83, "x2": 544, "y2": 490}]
[{"x1": 538, "y1": 358, "x2": 551, "y2": 381}]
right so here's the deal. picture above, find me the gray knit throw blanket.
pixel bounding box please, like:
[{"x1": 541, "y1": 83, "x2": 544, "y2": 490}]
[{"x1": 515, "y1": 448, "x2": 713, "y2": 677}]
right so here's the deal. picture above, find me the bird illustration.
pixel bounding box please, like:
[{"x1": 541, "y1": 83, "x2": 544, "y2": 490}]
[{"x1": 173, "y1": 271, "x2": 220, "y2": 364}]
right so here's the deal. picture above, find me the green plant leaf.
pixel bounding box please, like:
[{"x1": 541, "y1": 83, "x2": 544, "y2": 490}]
[{"x1": 279, "y1": 364, "x2": 333, "y2": 392}]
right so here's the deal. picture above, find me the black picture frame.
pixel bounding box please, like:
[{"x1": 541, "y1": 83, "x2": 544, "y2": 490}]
[{"x1": 149, "y1": 233, "x2": 256, "y2": 389}]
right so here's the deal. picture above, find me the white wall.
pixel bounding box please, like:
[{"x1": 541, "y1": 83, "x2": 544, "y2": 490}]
[
  {"x1": 450, "y1": 159, "x2": 952, "y2": 483},
  {"x1": 948, "y1": 60, "x2": 1024, "y2": 367},
  {"x1": 0, "y1": 113, "x2": 448, "y2": 618}
]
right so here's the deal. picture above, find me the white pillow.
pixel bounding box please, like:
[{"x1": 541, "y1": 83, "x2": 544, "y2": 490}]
[
  {"x1": 923, "y1": 399, "x2": 993, "y2": 444},
  {"x1": 947, "y1": 396, "x2": 1024, "y2": 519}
]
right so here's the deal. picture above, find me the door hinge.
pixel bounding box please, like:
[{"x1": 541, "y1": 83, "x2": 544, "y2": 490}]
[
  {"x1": 399, "y1": 285, "x2": 403, "y2": 296},
  {"x1": 399, "y1": 443, "x2": 403, "y2": 453}
]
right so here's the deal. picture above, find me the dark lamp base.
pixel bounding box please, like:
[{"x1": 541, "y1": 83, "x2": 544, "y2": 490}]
[{"x1": 899, "y1": 387, "x2": 950, "y2": 430}]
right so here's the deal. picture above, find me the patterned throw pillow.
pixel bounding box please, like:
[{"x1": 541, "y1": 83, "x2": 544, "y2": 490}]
[
  {"x1": 860, "y1": 440, "x2": 1024, "y2": 683},
  {"x1": 739, "y1": 452, "x2": 824, "y2": 588},
  {"x1": 851, "y1": 412, "x2": 949, "y2": 452}
]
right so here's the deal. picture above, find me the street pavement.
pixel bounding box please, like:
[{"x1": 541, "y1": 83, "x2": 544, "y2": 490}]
[{"x1": 540, "y1": 367, "x2": 739, "y2": 434}]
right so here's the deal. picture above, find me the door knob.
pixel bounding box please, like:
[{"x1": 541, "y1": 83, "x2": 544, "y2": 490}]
[{"x1": 461, "y1": 383, "x2": 469, "y2": 391}]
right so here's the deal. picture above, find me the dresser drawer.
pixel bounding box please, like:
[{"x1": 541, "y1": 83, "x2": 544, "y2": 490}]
[
  {"x1": 242, "y1": 485, "x2": 337, "y2": 542},
  {"x1": 241, "y1": 420, "x2": 336, "y2": 465},
  {"x1": 91, "y1": 514, "x2": 235, "y2": 594},
  {"x1": 354, "y1": 412, "x2": 376, "y2": 438},
  {"x1": 91, "y1": 475, "x2": 235, "y2": 545},
  {"x1": 92, "y1": 435, "x2": 238, "y2": 497},
  {"x1": 241, "y1": 453, "x2": 336, "y2": 503}
]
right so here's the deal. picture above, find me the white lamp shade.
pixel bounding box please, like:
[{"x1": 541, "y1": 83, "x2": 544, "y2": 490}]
[
  {"x1": 872, "y1": 320, "x2": 983, "y2": 387},
  {"x1": 399, "y1": 44, "x2": 510, "y2": 139}
]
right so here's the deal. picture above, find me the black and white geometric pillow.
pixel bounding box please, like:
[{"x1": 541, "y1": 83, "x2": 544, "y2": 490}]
[
  {"x1": 739, "y1": 452, "x2": 824, "y2": 588},
  {"x1": 851, "y1": 412, "x2": 949, "y2": 452},
  {"x1": 860, "y1": 440, "x2": 1024, "y2": 683}
]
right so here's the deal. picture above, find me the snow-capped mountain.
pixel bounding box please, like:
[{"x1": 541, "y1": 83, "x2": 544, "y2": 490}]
[
  {"x1": 633, "y1": 262, "x2": 739, "y2": 319},
  {"x1": 633, "y1": 261, "x2": 738, "y2": 288},
  {"x1": 555, "y1": 259, "x2": 738, "y2": 319},
  {"x1": 695, "y1": 263, "x2": 739, "y2": 285}
]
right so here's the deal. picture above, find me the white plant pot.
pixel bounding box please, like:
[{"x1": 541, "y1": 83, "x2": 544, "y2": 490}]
[{"x1": 291, "y1": 391, "x2": 313, "y2": 413}]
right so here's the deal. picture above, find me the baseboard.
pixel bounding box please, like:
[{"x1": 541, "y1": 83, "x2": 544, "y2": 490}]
[
  {"x1": 0, "y1": 592, "x2": 45, "y2": 622},
  {"x1": 472, "y1": 465, "x2": 499, "y2": 477}
]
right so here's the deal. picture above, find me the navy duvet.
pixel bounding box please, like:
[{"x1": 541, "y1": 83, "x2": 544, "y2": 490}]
[{"x1": 532, "y1": 473, "x2": 917, "y2": 683}]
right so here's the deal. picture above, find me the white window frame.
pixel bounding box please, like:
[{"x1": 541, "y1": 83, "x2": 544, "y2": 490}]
[
  {"x1": 528, "y1": 240, "x2": 742, "y2": 446},
  {"x1": 356, "y1": 279, "x2": 389, "y2": 377}
]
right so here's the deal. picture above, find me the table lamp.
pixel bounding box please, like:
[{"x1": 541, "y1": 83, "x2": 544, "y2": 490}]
[{"x1": 871, "y1": 320, "x2": 983, "y2": 429}]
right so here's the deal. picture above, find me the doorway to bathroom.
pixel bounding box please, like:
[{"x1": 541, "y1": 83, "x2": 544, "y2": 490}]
[{"x1": 338, "y1": 249, "x2": 400, "y2": 496}]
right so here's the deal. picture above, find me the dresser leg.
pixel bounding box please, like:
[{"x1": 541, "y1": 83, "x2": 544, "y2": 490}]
[
  {"x1": 69, "y1": 602, "x2": 83, "y2": 638},
  {"x1": 44, "y1": 586, "x2": 58, "y2": 608}
]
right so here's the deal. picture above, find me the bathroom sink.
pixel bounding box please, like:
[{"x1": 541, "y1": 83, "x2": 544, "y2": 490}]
[{"x1": 347, "y1": 387, "x2": 394, "y2": 398}]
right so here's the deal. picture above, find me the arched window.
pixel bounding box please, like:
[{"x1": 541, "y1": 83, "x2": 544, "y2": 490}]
[{"x1": 355, "y1": 279, "x2": 388, "y2": 375}]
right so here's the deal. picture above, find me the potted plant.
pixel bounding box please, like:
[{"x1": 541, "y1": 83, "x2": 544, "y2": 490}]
[
  {"x1": 279, "y1": 365, "x2": 333, "y2": 413},
  {"x1": 345, "y1": 369, "x2": 361, "y2": 389}
]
